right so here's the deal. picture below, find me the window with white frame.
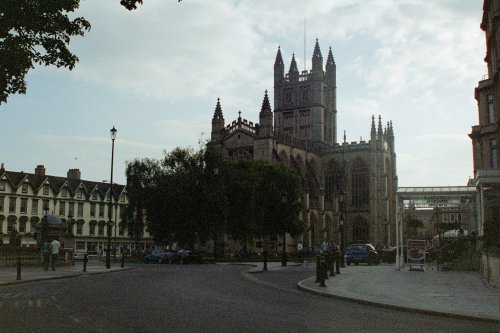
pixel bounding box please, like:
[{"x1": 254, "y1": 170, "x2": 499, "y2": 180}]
[
  {"x1": 43, "y1": 184, "x2": 49, "y2": 195},
  {"x1": 9, "y1": 197, "x2": 16, "y2": 213},
  {"x1": 59, "y1": 201, "x2": 66, "y2": 216},
  {"x1": 76, "y1": 221, "x2": 83, "y2": 235},
  {"x1": 61, "y1": 188, "x2": 68, "y2": 198},
  {"x1": 99, "y1": 203, "x2": 105, "y2": 218},
  {"x1": 19, "y1": 219, "x2": 26, "y2": 233},
  {"x1": 77, "y1": 189, "x2": 82, "y2": 199},
  {"x1": 98, "y1": 222, "x2": 105, "y2": 236},
  {"x1": 20, "y1": 198, "x2": 28, "y2": 214},
  {"x1": 89, "y1": 221, "x2": 96, "y2": 236},
  {"x1": 77, "y1": 203, "x2": 84, "y2": 217},
  {"x1": 68, "y1": 202, "x2": 74, "y2": 217},
  {"x1": 22, "y1": 183, "x2": 28, "y2": 193},
  {"x1": 90, "y1": 203, "x2": 96, "y2": 217},
  {"x1": 442, "y1": 214, "x2": 448, "y2": 223},
  {"x1": 0, "y1": 180, "x2": 5, "y2": 191},
  {"x1": 31, "y1": 199, "x2": 38, "y2": 215}
]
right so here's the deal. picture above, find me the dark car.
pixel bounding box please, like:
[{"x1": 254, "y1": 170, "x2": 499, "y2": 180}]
[
  {"x1": 144, "y1": 251, "x2": 176, "y2": 264},
  {"x1": 346, "y1": 244, "x2": 380, "y2": 265},
  {"x1": 175, "y1": 249, "x2": 203, "y2": 264}
]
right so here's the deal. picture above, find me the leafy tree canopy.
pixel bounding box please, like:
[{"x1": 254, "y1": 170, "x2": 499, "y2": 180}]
[{"x1": 0, "y1": 0, "x2": 91, "y2": 105}]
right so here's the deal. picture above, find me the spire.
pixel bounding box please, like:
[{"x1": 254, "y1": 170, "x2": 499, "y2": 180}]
[
  {"x1": 325, "y1": 46, "x2": 336, "y2": 84},
  {"x1": 288, "y1": 53, "x2": 299, "y2": 81},
  {"x1": 377, "y1": 115, "x2": 383, "y2": 136},
  {"x1": 343, "y1": 130, "x2": 347, "y2": 143},
  {"x1": 260, "y1": 90, "x2": 272, "y2": 116},
  {"x1": 388, "y1": 120, "x2": 394, "y2": 138},
  {"x1": 211, "y1": 97, "x2": 225, "y2": 142},
  {"x1": 326, "y1": 47, "x2": 335, "y2": 68},
  {"x1": 370, "y1": 115, "x2": 376, "y2": 138},
  {"x1": 274, "y1": 45, "x2": 285, "y2": 86},
  {"x1": 212, "y1": 97, "x2": 224, "y2": 121},
  {"x1": 274, "y1": 46, "x2": 284, "y2": 68},
  {"x1": 312, "y1": 38, "x2": 323, "y2": 72}
]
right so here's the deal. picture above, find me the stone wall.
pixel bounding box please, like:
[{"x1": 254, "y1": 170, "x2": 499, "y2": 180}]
[{"x1": 481, "y1": 249, "x2": 500, "y2": 289}]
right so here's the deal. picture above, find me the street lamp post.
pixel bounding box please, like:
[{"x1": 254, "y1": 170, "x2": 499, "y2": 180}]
[
  {"x1": 281, "y1": 190, "x2": 288, "y2": 267},
  {"x1": 106, "y1": 126, "x2": 117, "y2": 269},
  {"x1": 339, "y1": 191, "x2": 345, "y2": 267}
]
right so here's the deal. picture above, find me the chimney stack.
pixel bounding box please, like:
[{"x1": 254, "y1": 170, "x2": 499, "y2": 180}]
[
  {"x1": 67, "y1": 169, "x2": 81, "y2": 180},
  {"x1": 35, "y1": 165, "x2": 46, "y2": 176}
]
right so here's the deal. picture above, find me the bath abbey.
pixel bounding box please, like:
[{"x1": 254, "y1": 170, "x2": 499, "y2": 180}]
[{"x1": 210, "y1": 40, "x2": 397, "y2": 249}]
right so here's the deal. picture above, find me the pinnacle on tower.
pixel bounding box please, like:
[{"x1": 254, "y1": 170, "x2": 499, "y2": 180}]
[
  {"x1": 371, "y1": 115, "x2": 376, "y2": 138},
  {"x1": 312, "y1": 38, "x2": 323, "y2": 72},
  {"x1": 288, "y1": 53, "x2": 299, "y2": 81},
  {"x1": 274, "y1": 46, "x2": 284, "y2": 67},
  {"x1": 377, "y1": 115, "x2": 383, "y2": 136},
  {"x1": 260, "y1": 90, "x2": 272, "y2": 116},
  {"x1": 212, "y1": 97, "x2": 224, "y2": 121}
]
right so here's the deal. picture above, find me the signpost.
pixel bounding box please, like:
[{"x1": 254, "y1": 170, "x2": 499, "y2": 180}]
[{"x1": 407, "y1": 239, "x2": 426, "y2": 271}]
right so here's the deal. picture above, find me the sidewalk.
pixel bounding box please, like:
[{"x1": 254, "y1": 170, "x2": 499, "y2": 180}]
[
  {"x1": 249, "y1": 262, "x2": 499, "y2": 322},
  {"x1": 0, "y1": 260, "x2": 131, "y2": 286}
]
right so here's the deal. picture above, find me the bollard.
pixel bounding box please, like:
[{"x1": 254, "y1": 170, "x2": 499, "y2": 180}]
[
  {"x1": 16, "y1": 256, "x2": 21, "y2": 281},
  {"x1": 83, "y1": 253, "x2": 88, "y2": 272},
  {"x1": 121, "y1": 253, "x2": 125, "y2": 268},
  {"x1": 319, "y1": 257, "x2": 327, "y2": 287},
  {"x1": 263, "y1": 250, "x2": 268, "y2": 271},
  {"x1": 329, "y1": 252, "x2": 335, "y2": 277},
  {"x1": 315, "y1": 255, "x2": 321, "y2": 283}
]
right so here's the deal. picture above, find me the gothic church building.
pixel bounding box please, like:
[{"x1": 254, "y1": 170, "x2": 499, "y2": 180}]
[{"x1": 210, "y1": 40, "x2": 398, "y2": 248}]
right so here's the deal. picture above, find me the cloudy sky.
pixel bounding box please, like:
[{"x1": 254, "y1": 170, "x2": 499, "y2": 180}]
[{"x1": 0, "y1": 0, "x2": 485, "y2": 186}]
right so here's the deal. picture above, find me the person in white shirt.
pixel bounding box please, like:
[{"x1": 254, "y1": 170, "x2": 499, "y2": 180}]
[{"x1": 50, "y1": 239, "x2": 61, "y2": 271}]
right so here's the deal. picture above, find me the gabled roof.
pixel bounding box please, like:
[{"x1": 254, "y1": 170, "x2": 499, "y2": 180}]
[{"x1": 0, "y1": 168, "x2": 125, "y2": 200}]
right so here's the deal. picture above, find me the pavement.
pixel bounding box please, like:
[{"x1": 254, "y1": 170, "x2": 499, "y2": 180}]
[
  {"x1": 1, "y1": 259, "x2": 498, "y2": 323},
  {"x1": 247, "y1": 261, "x2": 500, "y2": 323},
  {"x1": 0, "y1": 260, "x2": 132, "y2": 286}
]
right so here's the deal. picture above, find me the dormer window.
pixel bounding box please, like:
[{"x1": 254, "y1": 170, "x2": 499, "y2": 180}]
[
  {"x1": 77, "y1": 189, "x2": 82, "y2": 199},
  {"x1": 120, "y1": 195, "x2": 126, "y2": 203},
  {"x1": 0, "y1": 180, "x2": 5, "y2": 191},
  {"x1": 43, "y1": 184, "x2": 49, "y2": 195},
  {"x1": 92, "y1": 192, "x2": 97, "y2": 200},
  {"x1": 61, "y1": 188, "x2": 68, "y2": 198},
  {"x1": 22, "y1": 183, "x2": 28, "y2": 193}
]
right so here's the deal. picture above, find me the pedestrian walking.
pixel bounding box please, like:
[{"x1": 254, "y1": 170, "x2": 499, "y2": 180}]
[
  {"x1": 297, "y1": 241, "x2": 304, "y2": 263},
  {"x1": 42, "y1": 240, "x2": 50, "y2": 271},
  {"x1": 50, "y1": 238, "x2": 60, "y2": 271}
]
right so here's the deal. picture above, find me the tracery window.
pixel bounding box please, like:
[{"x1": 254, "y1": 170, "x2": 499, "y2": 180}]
[{"x1": 351, "y1": 158, "x2": 369, "y2": 207}]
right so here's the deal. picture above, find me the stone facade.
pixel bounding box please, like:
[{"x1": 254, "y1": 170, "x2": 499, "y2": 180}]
[
  {"x1": 210, "y1": 40, "x2": 398, "y2": 249},
  {"x1": 0, "y1": 164, "x2": 153, "y2": 255},
  {"x1": 469, "y1": 0, "x2": 500, "y2": 288}
]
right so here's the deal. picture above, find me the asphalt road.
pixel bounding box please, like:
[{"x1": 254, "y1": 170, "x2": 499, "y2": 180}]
[{"x1": 0, "y1": 264, "x2": 497, "y2": 333}]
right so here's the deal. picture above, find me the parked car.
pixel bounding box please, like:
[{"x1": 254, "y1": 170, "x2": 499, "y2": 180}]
[
  {"x1": 144, "y1": 251, "x2": 176, "y2": 264},
  {"x1": 175, "y1": 249, "x2": 203, "y2": 264},
  {"x1": 346, "y1": 244, "x2": 380, "y2": 265}
]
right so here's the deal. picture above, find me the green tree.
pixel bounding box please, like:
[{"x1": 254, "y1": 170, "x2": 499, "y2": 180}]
[{"x1": 0, "y1": 0, "x2": 91, "y2": 104}]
